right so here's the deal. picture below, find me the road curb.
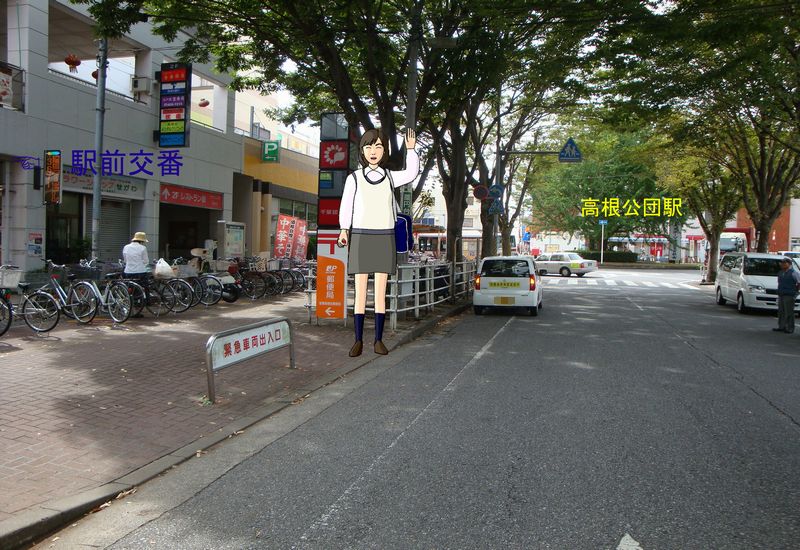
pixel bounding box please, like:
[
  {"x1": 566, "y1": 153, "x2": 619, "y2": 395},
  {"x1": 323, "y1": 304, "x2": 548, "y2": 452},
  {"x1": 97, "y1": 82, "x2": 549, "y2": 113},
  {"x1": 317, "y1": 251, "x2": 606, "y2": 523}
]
[{"x1": 0, "y1": 301, "x2": 469, "y2": 550}]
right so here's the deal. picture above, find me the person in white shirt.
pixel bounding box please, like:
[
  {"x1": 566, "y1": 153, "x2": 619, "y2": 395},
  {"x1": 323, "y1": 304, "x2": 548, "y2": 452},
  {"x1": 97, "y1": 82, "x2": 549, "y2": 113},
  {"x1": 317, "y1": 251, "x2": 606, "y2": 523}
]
[
  {"x1": 122, "y1": 232, "x2": 150, "y2": 280},
  {"x1": 337, "y1": 128, "x2": 419, "y2": 357}
]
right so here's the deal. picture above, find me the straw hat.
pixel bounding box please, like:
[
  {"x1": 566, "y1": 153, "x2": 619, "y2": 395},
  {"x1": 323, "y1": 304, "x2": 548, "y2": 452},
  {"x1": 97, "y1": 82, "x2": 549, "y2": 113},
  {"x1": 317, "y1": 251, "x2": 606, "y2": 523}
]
[{"x1": 132, "y1": 231, "x2": 149, "y2": 243}]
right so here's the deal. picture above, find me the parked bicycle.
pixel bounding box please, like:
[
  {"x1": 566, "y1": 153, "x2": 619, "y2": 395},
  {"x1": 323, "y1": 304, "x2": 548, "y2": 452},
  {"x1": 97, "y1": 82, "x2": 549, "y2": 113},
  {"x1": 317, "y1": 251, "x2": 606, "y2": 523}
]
[
  {"x1": 72, "y1": 259, "x2": 133, "y2": 323},
  {"x1": 40, "y1": 259, "x2": 97, "y2": 323},
  {"x1": 0, "y1": 265, "x2": 60, "y2": 334}
]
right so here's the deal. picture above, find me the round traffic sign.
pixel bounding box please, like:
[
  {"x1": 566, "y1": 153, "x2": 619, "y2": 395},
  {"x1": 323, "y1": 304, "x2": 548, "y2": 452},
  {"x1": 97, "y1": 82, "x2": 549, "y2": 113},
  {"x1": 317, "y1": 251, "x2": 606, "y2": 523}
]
[
  {"x1": 488, "y1": 184, "x2": 504, "y2": 198},
  {"x1": 473, "y1": 185, "x2": 489, "y2": 200}
]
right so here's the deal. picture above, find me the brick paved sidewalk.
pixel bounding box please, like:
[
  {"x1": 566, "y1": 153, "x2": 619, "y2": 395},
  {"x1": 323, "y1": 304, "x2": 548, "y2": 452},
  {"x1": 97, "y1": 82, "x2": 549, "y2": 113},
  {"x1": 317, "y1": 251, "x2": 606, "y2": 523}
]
[{"x1": 0, "y1": 292, "x2": 467, "y2": 548}]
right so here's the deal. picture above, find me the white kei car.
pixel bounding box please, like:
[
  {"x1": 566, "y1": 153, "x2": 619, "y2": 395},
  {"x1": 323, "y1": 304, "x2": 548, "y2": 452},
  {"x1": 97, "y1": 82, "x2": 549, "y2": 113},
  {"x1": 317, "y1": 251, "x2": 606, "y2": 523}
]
[
  {"x1": 473, "y1": 256, "x2": 543, "y2": 316},
  {"x1": 534, "y1": 252, "x2": 598, "y2": 277}
]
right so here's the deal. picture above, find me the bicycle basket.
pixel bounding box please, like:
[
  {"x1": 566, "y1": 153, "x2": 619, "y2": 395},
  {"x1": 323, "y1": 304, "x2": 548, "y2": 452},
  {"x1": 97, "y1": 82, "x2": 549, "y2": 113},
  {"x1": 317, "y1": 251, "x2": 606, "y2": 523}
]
[
  {"x1": 69, "y1": 265, "x2": 103, "y2": 281},
  {"x1": 0, "y1": 267, "x2": 22, "y2": 288},
  {"x1": 173, "y1": 264, "x2": 198, "y2": 278}
]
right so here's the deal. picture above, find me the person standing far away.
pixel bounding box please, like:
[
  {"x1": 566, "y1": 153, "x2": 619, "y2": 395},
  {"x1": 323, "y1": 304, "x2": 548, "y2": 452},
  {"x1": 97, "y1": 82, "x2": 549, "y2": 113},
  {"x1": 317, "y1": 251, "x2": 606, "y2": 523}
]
[
  {"x1": 773, "y1": 257, "x2": 800, "y2": 334},
  {"x1": 123, "y1": 232, "x2": 150, "y2": 282},
  {"x1": 337, "y1": 127, "x2": 420, "y2": 357}
]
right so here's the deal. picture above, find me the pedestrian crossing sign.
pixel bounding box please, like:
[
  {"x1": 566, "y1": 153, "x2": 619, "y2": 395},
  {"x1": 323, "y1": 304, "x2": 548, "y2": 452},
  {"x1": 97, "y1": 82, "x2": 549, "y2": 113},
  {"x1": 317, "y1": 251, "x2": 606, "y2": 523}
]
[{"x1": 558, "y1": 138, "x2": 582, "y2": 163}]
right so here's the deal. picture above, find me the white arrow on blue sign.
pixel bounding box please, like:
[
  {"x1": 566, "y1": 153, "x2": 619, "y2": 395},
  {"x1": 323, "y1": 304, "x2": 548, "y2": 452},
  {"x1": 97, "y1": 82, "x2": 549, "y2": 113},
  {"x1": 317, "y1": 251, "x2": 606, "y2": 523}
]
[
  {"x1": 558, "y1": 137, "x2": 582, "y2": 163},
  {"x1": 599, "y1": 219, "x2": 608, "y2": 225}
]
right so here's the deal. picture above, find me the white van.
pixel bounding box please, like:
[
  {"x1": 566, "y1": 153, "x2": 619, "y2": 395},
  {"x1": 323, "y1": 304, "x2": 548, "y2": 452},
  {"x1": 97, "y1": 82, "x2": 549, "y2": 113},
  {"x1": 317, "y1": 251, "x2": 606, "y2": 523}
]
[
  {"x1": 473, "y1": 256, "x2": 543, "y2": 316},
  {"x1": 715, "y1": 252, "x2": 800, "y2": 313}
]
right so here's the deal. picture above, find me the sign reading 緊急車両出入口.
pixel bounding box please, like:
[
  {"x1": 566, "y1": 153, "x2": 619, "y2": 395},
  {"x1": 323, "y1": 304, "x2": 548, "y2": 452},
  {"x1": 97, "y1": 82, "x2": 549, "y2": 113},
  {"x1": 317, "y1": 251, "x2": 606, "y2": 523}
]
[{"x1": 158, "y1": 62, "x2": 192, "y2": 148}]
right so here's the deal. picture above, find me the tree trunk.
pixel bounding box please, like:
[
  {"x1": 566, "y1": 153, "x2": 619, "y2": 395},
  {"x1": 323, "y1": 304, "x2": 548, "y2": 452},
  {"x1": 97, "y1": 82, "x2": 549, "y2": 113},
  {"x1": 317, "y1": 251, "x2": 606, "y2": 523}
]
[
  {"x1": 704, "y1": 226, "x2": 724, "y2": 283},
  {"x1": 754, "y1": 219, "x2": 773, "y2": 252}
]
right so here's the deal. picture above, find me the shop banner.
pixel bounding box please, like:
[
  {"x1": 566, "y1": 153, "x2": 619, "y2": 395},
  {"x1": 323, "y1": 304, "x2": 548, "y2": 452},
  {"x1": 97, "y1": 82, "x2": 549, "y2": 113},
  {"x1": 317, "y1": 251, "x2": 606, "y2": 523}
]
[
  {"x1": 44, "y1": 150, "x2": 62, "y2": 205},
  {"x1": 63, "y1": 168, "x2": 146, "y2": 200},
  {"x1": 292, "y1": 219, "x2": 308, "y2": 261},
  {"x1": 274, "y1": 216, "x2": 309, "y2": 261},
  {"x1": 316, "y1": 229, "x2": 347, "y2": 320},
  {"x1": 160, "y1": 183, "x2": 222, "y2": 209}
]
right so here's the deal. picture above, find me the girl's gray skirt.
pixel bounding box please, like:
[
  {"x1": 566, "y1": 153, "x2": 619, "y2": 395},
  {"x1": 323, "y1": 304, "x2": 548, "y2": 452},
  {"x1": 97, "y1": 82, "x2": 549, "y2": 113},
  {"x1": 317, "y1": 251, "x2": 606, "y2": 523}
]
[{"x1": 348, "y1": 230, "x2": 396, "y2": 274}]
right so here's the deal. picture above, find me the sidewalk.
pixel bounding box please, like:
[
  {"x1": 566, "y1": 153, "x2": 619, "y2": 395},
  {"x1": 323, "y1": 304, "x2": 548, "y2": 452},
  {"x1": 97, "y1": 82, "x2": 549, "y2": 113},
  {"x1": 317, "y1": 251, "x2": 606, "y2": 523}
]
[{"x1": 0, "y1": 293, "x2": 469, "y2": 549}]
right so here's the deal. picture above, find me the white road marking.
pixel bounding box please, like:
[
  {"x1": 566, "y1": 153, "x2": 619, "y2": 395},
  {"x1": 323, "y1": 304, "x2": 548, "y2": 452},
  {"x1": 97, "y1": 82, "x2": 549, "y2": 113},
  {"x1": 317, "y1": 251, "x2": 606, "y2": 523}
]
[
  {"x1": 642, "y1": 281, "x2": 657, "y2": 287},
  {"x1": 661, "y1": 282, "x2": 678, "y2": 288},
  {"x1": 605, "y1": 279, "x2": 617, "y2": 286},
  {"x1": 678, "y1": 283, "x2": 697, "y2": 290},
  {"x1": 568, "y1": 278, "x2": 578, "y2": 285},
  {"x1": 296, "y1": 318, "x2": 515, "y2": 546},
  {"x1": 617, "y1": 533, "x2": 644, "y2": 550},
  {"x1": 622, "y1": 280, "x2": 638, "y2": 286},
  {"x1": 587, "y1": 279, "x2": 598, "y2": 285}
]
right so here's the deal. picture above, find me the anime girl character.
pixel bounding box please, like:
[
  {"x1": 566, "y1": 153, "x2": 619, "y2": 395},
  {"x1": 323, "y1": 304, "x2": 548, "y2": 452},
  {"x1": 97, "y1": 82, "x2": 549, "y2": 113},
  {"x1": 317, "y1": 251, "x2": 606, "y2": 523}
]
[{"x1": 337, "y1": 127, "x2": 419, "y2": 357}]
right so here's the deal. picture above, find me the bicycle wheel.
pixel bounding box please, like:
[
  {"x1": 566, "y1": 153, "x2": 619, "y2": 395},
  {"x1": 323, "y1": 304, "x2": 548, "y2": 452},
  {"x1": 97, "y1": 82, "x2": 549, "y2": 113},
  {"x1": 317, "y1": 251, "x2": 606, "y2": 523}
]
[
  {"x1": 126, "y1": 281, "x2": 146, "y2": 317},
  {"x1": 186, "y1": 277, "x2": 203, "y2": 307},
  {"x1": 21, "y1": 291, "x2": 60, "y2": 332},
  {"x1": 241, "y1": 271, "x2": 266, "y2": 299},
  {"x1": 0, "y1": 294, "x2": 11, "y2": 337},
  {"x1": 199, "y1": 275, "x2": 223, "y2": 305},
  {"x1": 277, "y1": 270, "x2": 294, "y2": 294},
  {"x1": 66, "y1": 281, "x2": 98, "y2": 324},
  {"x1": 167, "y1": 278, "x2": 193, "y2": 313},
  {"x1": 262, "y1": 272, "x2": 280, "y2": 296},
  {"x1": 289, "y1": 269, "x2": 305, "y2": 291},
  {"x1": 145, "y1": 284, "x2": 176, "y2": 317},
  {"x1": 107, "y1": 282, "x2": 132, "y2": 323}
]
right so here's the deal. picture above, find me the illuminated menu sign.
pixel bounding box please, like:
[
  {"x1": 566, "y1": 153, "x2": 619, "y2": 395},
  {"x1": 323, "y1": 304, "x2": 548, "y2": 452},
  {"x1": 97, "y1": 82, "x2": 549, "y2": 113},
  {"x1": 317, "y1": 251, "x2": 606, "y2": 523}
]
[
  {"x1": 44, "y1": 149, "x2": 62, "y2": 205},
  {"x1": 158, "y1": 62, "x2": 192, "y2": 148}
]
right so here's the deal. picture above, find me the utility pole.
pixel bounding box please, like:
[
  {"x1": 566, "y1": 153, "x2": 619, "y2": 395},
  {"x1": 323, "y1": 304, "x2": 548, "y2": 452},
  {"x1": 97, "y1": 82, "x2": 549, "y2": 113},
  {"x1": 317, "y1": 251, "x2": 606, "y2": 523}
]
[{"x1": 91, "y1": 38, "x2": 108, "y2": 260}]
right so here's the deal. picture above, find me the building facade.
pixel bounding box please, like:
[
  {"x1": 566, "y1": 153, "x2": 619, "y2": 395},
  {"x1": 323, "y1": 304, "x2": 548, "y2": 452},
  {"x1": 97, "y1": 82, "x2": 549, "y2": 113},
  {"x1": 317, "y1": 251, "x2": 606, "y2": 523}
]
[{"x1": 1, "y1": 0, "x2": 242, "y2": 271}]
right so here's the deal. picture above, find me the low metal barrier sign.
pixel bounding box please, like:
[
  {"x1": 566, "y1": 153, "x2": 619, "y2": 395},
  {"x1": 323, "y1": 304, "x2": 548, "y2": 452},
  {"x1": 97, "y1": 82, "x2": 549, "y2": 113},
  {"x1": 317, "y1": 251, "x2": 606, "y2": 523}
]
[{"x1": 205, "y1": 317, "x2": 295, "y2": 403}]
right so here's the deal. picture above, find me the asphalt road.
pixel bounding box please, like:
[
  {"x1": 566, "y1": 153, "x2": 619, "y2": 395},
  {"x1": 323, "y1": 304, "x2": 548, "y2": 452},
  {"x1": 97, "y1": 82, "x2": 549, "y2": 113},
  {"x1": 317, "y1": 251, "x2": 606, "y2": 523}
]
[{"x1": 37, "y1": 271, "x2": 800, "y2": 549}]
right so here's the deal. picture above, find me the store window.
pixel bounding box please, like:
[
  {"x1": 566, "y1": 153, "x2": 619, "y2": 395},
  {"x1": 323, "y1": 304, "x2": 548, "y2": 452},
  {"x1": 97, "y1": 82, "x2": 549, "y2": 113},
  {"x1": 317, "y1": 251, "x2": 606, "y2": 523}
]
[{"x1": 307, "y1": 202, "x2": 318, "y2": 230}]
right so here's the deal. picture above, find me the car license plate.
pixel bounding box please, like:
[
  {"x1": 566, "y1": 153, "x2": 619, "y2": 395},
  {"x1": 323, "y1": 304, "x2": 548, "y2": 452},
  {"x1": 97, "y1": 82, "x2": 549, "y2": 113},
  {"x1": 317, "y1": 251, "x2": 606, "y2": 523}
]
[
  {"x1": 488, "y1": 281, "x2": 520, "y2": 288},
  {"x1": 494, "y1": 296, "x2": 515, "y2": 305}
]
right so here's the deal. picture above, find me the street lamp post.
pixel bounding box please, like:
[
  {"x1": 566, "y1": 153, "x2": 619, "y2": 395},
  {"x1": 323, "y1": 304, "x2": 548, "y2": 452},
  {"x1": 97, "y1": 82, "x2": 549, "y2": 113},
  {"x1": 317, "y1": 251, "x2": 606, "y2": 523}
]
[{"x1": 91, "y1": 38, "x2": 108, "y2": 260}]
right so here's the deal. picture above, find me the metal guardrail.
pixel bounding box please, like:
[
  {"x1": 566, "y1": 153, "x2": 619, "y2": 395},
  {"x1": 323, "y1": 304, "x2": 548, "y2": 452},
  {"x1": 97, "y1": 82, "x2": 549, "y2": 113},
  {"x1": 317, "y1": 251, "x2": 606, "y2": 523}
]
[
  {"x1": 304, "y1": 260, "x2": 476, "y2": 329},
  {"x1": 0, "y1": 60, "x2": 25, "y2": 111}
]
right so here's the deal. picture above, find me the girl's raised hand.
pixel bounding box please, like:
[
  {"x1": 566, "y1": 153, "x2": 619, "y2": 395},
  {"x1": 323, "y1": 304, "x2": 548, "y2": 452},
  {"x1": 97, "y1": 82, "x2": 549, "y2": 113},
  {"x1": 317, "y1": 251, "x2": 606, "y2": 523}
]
[{"x1": 405, "y1": 128, "x2": 416, "y2": 150}]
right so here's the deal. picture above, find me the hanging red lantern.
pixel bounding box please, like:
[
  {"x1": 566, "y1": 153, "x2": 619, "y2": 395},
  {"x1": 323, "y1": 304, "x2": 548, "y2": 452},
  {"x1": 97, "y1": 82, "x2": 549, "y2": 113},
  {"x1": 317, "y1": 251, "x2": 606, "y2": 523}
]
[
  {"x1": 198, "y1": 98, "x2": 210, "y2": 107},
  {"x1": 64, "y1": 54, "x2": 81, "y2": 73},
  {"x1": 91, "y1": 69, "x2": 98, "y2": 80}
]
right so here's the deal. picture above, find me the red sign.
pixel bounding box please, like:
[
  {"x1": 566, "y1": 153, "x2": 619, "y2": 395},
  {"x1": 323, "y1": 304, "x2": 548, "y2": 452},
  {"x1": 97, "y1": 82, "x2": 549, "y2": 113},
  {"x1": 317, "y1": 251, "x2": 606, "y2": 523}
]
[
  {"x1": 161, "y1": 68, "x2": 187, "y2": 82},
  {"x1": 274, "y1": 216, "x2": 310, "y2": 260},
  {"x1": 319, "y1": 140, "x2": 350, "y2": 169},
  {"x1": 160, "y1": 108, "x2": 186, "y2": 120},
  {"x1": 159, "y1": 183, "x2": 222, "y2": 210},
  {"x1": 318, "y1": 198, "x2": 341, "y2": 228}
]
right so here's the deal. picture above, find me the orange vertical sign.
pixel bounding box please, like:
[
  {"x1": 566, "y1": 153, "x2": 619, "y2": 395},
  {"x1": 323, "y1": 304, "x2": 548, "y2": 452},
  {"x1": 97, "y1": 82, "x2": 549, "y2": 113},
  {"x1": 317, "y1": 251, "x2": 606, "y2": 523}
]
[{"x1": 316, "y1": 229, "x2": 347, "y2": 320}]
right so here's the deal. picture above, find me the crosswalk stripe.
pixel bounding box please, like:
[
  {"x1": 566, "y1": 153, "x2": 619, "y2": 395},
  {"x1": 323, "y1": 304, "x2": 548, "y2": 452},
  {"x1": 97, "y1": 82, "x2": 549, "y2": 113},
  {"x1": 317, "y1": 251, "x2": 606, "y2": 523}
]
[
  {"x1": 642, "y1": 281, "x2": 657, "y2": 287},
  {"x1": 622, "y1": 280, "x2": 637, "y2": 286},
  {"x1": 678, "y1": 283, "x2": 697, "y2": 290},
  {"x1": 661, "y1": 282, "x2": 677, "y2": 288},
  {"x1": 587, "y1": 279, "x2": 598, "y2": 285},
  {"x1": 605, "y1": 279, "x2": 617, "y2": 286},
  {"x1": 568, "y1": 278, "x2": 578, "y2": 285}
]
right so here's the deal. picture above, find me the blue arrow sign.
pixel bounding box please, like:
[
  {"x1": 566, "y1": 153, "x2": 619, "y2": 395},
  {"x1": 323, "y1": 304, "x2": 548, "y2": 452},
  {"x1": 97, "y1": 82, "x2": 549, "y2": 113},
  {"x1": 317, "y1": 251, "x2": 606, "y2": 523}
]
[
  {"x1": 599, "y1": 219, "x2": 608, "y2": 225},
  {"x1": 558, "y1": 137, "x2": 582, "y2": 163}
]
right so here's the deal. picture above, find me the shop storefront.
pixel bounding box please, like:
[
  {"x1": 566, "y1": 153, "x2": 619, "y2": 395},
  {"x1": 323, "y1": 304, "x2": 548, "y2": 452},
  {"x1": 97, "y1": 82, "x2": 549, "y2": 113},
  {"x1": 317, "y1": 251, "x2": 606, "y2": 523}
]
[
  {"x1": 241, "y1": 137, "x2": 318, "y2": 258},
  {"x1": 46, "y1": 170, "x2": 147, "y2": 263},
  {"x1": 158, "y1": 182, "x2": 223, "y2": 261}
]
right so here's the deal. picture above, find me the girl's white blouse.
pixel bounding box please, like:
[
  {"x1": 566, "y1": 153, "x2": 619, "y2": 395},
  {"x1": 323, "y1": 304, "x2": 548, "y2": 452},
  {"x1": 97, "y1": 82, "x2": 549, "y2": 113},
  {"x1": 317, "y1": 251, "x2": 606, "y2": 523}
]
[{"x1": 338, "y1": 149, "x2": 420, "y2": 231}]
